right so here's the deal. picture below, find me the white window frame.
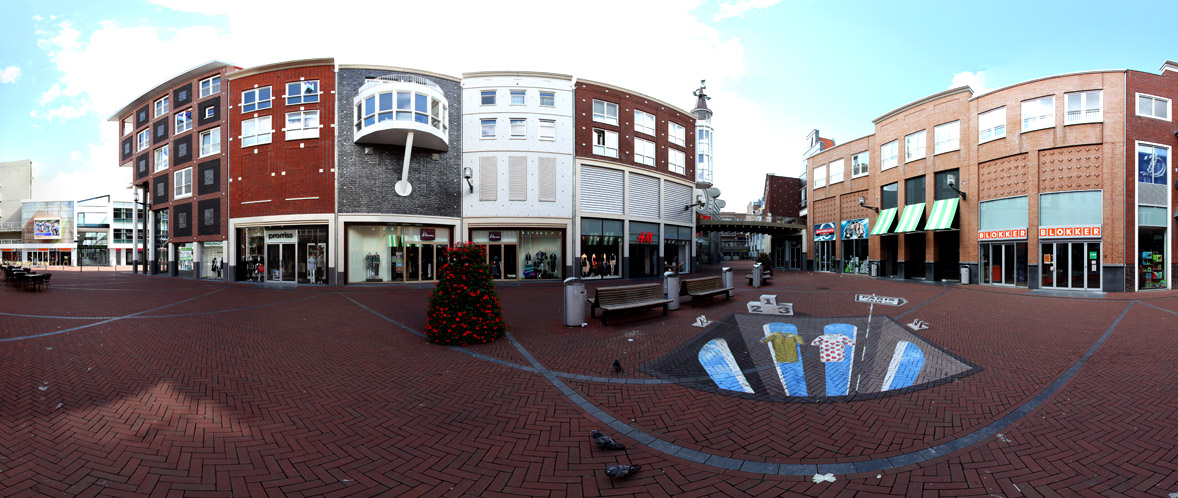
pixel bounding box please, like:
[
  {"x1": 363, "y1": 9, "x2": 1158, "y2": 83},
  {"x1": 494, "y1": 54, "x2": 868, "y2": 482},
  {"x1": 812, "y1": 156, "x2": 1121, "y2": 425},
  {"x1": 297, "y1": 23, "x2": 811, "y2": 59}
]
[
  {"x1": 669, "y1": 148, "x2": 685, "y2": 174},
  {"x1": 204, "y1": 106, "x2": 215, "y2": 119},
  {"x1": 538, "y1": 119, "x2": 555, "y2": 141},
  {"x1": 1136, "y1": 141, "x2": 1170, "y2": 185},
  {"x1": 123, "y1": 116, "x2": 134, "y2": 136},
  {"x1": 1021, "y1": 95, "x2": 1055, "y2": 132},
  {"x1": 978, "y1": 106, "x2": 1006, "y2": 143},
  {"x1": 593, "y1": 128, "x2": 618, "y2": 157},
  {"x1": 1065, "y1": 90, "x2": 1102, "y2": 124},
  {"x1": 539, "y1": 91, "x2": 555, "y2": 107},
  {"x1": 668, "y1": 122, "x2": 686, "y2": 147},
  {"x1": 813, "y1": 164, "x2": 827, "y2": 188},
  {"x1": 240, "y1": 116, "x2": 273, "y2": 147},
  {"x1": 934, "y1": 121, "x2": 960, "y2": 154},
  {"x1": 634, "y1": 109, "x2": 655, "y2": 136},
  {"x1": 481, "y1": 90, "x2": 496, "y2": 106},
  {"x1": 1136, "y1": 93, "x2": 1171, "y2": 122},
  {"x1": 136, "y1": 130, "x2": 150, "y2": 152},
  {"x1": 480, "y1": 118, "x2": 496, "y2": 139},
  {"x1": 904, "y1": 130, "x2": 926, "y2": 162},
  {"x1": 199, "y1": 127, "x2": 220, "y2": 158},
  {"x1": 154, "y1": 96, "x2": 169, "y2": 118},
  {"x1": 175, "y1": 109, "x2": 192, "y2": 134},
  {"x1": 285, "y1": 110, "x2": 319, "y2": 140},
  {"x1": 154, "y1": 145, "x2": 169, "y2": 172},
  {"x1": 199, "y1": 75, "x2": 220, "y2": 98},
  {"x1": 510, "y1": 89, "x2": 525, "y2": 105},
  {"x1": 851, "y1": 151, "x2": 869, "y2": 178},
  {"x1": 828, "y1": 159, "x2": 844, "y2": 184},
  {"x1": 880, "y1": 140, "x2": 898, "y2": 170},
  {"x1": 634, "y1": 138, "x2": 656, "y2": 166},
  {"x1": 285, "y1": 80, "x2": 320, "y2": 105},
  {"x1": 593, "y1": 99, "x2": 618, "y2": 126},
  {"x1": 173, "y1": 167, "x2": 193, "y2": 200},
  {"x1": 241, "y1": 87, "x2": 272, "y2": 113},
  {"x1": 509, "y1": 118, "x2": 526, "y2": 139}
]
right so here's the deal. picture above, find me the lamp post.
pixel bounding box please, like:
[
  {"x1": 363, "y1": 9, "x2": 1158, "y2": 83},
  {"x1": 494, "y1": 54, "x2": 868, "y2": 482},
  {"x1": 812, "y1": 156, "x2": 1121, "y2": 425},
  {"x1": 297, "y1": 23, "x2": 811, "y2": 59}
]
[{"x1": 132, "y1": 187, "x2": 139, "y2": 274}]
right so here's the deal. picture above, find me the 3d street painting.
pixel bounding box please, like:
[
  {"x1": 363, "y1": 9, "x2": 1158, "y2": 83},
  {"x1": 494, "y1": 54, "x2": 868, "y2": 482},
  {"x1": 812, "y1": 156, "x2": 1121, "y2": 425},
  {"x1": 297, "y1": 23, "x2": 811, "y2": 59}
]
[{"x1": 642, "y1": 313, "x2": 979, "y2": 401}]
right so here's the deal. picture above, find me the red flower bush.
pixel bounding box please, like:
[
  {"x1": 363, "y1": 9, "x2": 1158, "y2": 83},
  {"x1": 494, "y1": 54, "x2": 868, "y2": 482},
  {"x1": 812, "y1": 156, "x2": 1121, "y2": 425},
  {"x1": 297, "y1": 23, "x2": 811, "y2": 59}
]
[{"x1": 425, "y1": 242, "x2": 506, "y2": 345}]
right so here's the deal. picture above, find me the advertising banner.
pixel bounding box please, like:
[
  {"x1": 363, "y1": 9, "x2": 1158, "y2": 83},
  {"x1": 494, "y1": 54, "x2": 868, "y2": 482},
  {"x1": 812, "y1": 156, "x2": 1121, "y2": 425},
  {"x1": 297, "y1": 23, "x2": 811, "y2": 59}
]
[
  {"x1": 814, "y1": 222, "x2": 836, "y2": 241},
  {"x1": 1138, "y1": 146, "x2": 1169, "y2": 185},
  {"x1": 840, "y1": 218, "x2": 869, "y2": 240},
  {"x1": 34, "y1": 218, "x2": 62, "y2": 239}
]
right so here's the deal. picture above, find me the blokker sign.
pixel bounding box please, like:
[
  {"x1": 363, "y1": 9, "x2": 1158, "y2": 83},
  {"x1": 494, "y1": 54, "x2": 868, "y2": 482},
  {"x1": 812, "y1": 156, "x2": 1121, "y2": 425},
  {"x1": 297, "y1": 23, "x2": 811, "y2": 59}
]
[
  {"x1": 1039, "y1": 226, "x2": 1101, "y2": 239},
  {"x1": 978, "y1": 228, "x2": 1027, "y2": 241}
]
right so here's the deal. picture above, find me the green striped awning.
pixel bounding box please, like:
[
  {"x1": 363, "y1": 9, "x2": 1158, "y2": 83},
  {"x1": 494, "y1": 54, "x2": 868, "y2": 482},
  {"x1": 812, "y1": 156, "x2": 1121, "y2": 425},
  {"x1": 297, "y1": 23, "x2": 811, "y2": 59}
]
[
  {"x1": 870, "y1": 207, "x2": 897, "y2": 235},
  {"x1": 894, "y1": 203, "x2": 925, "y2": 232},
  {"x1": 924, "y1": 198, "x2": 960, "y2": 230}
]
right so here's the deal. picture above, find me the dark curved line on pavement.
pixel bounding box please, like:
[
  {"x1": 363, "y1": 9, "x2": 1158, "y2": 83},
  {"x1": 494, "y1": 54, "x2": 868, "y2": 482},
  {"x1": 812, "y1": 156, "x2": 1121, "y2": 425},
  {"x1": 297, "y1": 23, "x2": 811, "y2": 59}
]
[
  {"x1": 0, "y1": 289, "x2": 224, "y2": 343},
  {"x1": 0, "y1": 293, "x2": 329, "y2": 320}
]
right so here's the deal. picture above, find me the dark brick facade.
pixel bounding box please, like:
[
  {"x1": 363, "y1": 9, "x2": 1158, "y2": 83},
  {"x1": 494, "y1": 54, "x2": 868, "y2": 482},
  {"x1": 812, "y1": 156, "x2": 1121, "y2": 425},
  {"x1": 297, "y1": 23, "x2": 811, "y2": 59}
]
[
  {"x1": 227, "y1": 60, "x2": 336, "y2": 218},
  {"x1": 763, "y1": 174, "x2": 803, "y2": 220},
  {"x1": 573, "y1": 81, "x2": 695, "y2": 182},
  {"x1": 336, "y1": 67, "x2": 462, "y2": 218},
  {"x1": 1125, "y1": 68, "x2": 1178, "y2": 291}
]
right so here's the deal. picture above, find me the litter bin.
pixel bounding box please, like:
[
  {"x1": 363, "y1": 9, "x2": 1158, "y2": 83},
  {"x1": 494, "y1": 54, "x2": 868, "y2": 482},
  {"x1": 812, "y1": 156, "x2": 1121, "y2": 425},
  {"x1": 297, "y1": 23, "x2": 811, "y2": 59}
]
[
  {"x1": 664, "y1": 271, "x2": 681, "y2": 311},
  {"x1": 870, "y1": 261, "x2": 879, "y2": 277},
  {"x1": 752, "y1": 262, "x2": 763, "y2": 288},
  {"x1": 563, "y1": 277, "x2": 586, "y2": 326},
  {"x1": 721, "y1": 267, "x2": 733, "y2": 296},
  {"x1": 960, "y1": 265, "x2": 970, "y2": 285}
]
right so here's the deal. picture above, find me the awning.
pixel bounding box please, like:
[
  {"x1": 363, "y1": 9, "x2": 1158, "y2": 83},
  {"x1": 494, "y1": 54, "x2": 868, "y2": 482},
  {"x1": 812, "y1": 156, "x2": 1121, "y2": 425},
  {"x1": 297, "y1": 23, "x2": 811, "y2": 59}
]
[
  {"x1": 924, "y1": 198, "x2": 959, "y2": 231},
  {"x1": 894, "y1": 203, "x2": 925, "y2": 233},
  {"x1": 870, "y1": 208, "x2": 897, "y2": 235}
]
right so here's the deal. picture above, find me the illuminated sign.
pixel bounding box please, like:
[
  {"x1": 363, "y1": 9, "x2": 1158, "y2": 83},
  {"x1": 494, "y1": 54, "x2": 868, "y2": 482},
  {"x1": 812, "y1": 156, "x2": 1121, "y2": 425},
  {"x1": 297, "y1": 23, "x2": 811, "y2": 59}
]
[
  {"x1": 978, "y1": 228, "x2": 1028, "y2": 241},
  {"x1": 33, "y1": 218, "x2": 61, "y2": 239},
  {"x1": 636, "y1": 232, "x2": 654, "y2": 244},
  {"x1": 1038, "y1": 226, "x2": 1101, "y2": 239}
]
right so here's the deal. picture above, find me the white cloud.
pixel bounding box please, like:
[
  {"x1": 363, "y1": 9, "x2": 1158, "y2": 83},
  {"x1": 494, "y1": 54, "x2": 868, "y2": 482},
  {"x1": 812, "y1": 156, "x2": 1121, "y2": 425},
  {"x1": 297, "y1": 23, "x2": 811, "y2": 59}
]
[
  {"x1": 714, "y1": 0, "x2": 783, "y2": 20},
  {"x1": 0, "y1": 65, "x2": 20, "y2": 83},
  {"x1": 951, "y1": 70, "x2": 987, "y2": 95},
  {"x1": 47, "y1": 102, "x2": 91, "y2": 121},
  {"x1": 38, "y1": 83, "x2": 61, "y2": 106},
  {"x1": 33, "y1": 119, "x2": 128, "y2": 202}
]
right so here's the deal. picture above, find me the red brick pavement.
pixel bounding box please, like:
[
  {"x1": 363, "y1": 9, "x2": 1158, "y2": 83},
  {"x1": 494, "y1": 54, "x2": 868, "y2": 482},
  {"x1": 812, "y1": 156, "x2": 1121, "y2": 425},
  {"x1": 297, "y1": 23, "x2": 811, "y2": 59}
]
[{"x1": 0, "y1": 262, "x2": 1176, "y2": 496}]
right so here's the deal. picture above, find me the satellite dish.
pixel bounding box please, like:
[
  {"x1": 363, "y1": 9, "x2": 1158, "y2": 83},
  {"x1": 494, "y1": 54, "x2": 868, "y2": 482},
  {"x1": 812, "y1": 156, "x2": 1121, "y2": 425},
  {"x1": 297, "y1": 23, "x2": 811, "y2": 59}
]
[
  {"x1": 716, "y1": 199, "x2": 727, "y2": 208},
  {"x1": 706, "y1": 187, "x2": 721, "y2": 197}
]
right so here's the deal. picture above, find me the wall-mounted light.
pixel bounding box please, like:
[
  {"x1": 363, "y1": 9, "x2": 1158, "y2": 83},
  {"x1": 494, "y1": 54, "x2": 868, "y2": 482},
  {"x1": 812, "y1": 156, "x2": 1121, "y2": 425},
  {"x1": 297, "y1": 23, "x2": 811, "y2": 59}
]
[
  {"x1": 858, "y1": 195, "x2": 879, "y2": 213},
  {"x1": 685, "y1": 194, "x2": 706, "y2": 211},
  {"x1": 463, "y1": 166, "x2": 474, "y2": 193},
  {"x1": 947, "y1": 173, "x2": 967, "y2": 200}
]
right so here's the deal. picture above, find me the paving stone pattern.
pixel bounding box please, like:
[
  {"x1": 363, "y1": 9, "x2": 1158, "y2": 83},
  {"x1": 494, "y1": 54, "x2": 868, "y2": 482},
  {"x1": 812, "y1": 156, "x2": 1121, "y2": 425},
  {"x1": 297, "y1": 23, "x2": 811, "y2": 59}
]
[{"x1": 1, "y1": 261, "x2": 1177, "y2": 496}]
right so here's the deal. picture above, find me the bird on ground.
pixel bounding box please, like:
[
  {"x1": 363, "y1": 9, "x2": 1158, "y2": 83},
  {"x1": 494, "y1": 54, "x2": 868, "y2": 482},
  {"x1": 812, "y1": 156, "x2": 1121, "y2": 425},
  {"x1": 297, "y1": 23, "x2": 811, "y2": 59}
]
[
  {"x1": 590, "y1": 430, "x2": 626, "y2": 450},
  {"x1": 605, "y1": 464, "x2": 640, "y2": 479},
  {"x1": 612, "y1": 359, "x2": 622, "y2": 374}
]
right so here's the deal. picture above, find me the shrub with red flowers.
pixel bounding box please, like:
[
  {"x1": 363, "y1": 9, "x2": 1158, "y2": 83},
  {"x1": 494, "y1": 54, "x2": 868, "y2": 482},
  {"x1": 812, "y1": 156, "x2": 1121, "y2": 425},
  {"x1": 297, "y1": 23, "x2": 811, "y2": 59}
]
[{"x1": 425, "y1": 242, "x2": 506, "y2": 345}]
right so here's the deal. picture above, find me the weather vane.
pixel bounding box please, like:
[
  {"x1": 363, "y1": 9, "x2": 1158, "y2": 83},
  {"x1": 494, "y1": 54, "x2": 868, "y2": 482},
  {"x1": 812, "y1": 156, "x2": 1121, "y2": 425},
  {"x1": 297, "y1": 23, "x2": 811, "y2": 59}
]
[{"x1": 693, "y1": 80, "x2": 710, "y2": 100}]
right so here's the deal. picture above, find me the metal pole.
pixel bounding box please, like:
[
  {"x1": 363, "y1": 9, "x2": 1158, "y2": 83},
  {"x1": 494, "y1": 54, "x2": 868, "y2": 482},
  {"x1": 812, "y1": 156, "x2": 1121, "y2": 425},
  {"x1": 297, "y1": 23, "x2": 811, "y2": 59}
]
[{"x1": 132, "y1": 187, "x2": 139, "y2": 274}]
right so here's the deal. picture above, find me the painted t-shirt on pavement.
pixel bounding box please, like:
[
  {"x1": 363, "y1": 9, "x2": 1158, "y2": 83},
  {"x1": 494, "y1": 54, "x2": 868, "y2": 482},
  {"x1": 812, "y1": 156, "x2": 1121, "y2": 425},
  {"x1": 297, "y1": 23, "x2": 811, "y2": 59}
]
[
  {"x1": 811, "y1": 334, "x2": 855, "y2": 363},
  {"x1": 760, "y1": 332, "x2": 805, "y2": 363}
]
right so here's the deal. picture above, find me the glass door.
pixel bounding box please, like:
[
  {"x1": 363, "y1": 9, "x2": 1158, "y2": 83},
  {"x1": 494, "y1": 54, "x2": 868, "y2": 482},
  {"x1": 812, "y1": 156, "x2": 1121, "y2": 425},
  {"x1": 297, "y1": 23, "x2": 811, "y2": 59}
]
[
  {"x1": 266, "y1": 243, "x2": 296, "y2": 282},
  {"x1": 282, "y1": 244, "x2": 296, "y2": 281},
  {"x1": 1040, "y1": 242, "x2": 1100, "y2": 290}
]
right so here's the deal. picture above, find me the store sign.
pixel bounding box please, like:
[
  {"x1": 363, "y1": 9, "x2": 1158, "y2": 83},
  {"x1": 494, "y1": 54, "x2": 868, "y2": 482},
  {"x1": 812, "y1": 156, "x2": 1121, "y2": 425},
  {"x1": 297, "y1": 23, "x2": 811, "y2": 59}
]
[
  {"x1": 636, "y1": 232, "x2": 654, "y2": 244},
  {"x1": 421, "y1": 228, "x2": 436, "y2": 241},
  {"x1": 840, "y1": 218, "x2": 868, "y2": 240},
  {"x1": 814, "y1": 223, "x2": 836, "y2": 241},
  {"x1": 1039, "y1": 226, "x2": 1101, "y2": 239},
  {"x1": 179, "y1": 247, "x2": 193, "y2": 262},
  {"x1": 203, "y1": 241, "x2": 223, "y2": 247},
  {"x1": 488, "y1": 231, "x2": 501, "y2": 242},
  {"x1": 1138, "y1": 147, "x2": 1168, "y2": 185},
  {"x1": 265, "y1": 230, "x2": 297, "y2": 243},
  {"x1": 34, "y1": 218, "x2": 61, "y2": 239},
  {"x1": 978, "y1": 228, "x2": 1028, "y2": 241}
]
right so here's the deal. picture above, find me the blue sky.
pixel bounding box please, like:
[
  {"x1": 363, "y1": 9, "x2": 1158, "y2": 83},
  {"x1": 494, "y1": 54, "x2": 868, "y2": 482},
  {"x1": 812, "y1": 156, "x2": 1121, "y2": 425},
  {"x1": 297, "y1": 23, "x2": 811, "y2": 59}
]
[{"x1": 2, "y1": 0, "x2": 1177, "y2": 208}]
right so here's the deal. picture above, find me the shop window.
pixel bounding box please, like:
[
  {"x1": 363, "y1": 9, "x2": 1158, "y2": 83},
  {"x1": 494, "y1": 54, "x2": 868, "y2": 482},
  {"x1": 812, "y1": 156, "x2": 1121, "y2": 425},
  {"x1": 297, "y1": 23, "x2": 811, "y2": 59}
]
[
  {"x1": 346, "y1": 225, "x2": 446, "y2": 283},
  {"x1": 580, "y1": 218, "x2": 623, "y2": 279},
  {"x1": 628, "y1": 221, "x2": 660, "y2": 278}
]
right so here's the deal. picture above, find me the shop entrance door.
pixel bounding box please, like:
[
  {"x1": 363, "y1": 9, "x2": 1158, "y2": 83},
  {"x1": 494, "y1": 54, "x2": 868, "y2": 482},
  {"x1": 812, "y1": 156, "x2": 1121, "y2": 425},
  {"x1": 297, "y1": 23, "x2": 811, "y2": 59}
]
[
  {"x1": 266, "y1": 243, "x2": 296, "y2": 282},
  {"x1": 1041, "y1": 241, "x2": 1100, "y2": 290}
]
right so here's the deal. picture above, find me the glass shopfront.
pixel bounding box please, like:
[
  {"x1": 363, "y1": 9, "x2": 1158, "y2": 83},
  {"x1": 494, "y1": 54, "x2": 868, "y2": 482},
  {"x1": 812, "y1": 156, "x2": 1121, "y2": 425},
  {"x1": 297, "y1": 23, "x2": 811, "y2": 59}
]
[
  {"x1": 980, "y1": 241, "x2": 1028, "y2": 286},
  {"x1": 177, "y1": 243, "x2": 194, "y2": 278},
  {"x1": 1138, "y1": 206, "x2": 1168, "y2": 290},
  {"x1": 154, "y1": 209, "x2": 169, "y2": 274},
  {"x1": 840, "y1": 218, "x2": 868, "y2": 275},
  {"x1": 345, "y1": 224, "x2": 450, "y2": 284},
  {"x1": 663, "y1": 225, "x2": 692, "y2": 273},
  {"x1": 238, "y1": 225, "x2": 329, "y2": 284},
  {"x1": 628, "y1": 221, "x2": 660, "y2": 278},
  {"x1": 978, "y1": 196, "x2": 1029, "y2": 287},
  {"x1": 202, "y1": 242, "x2": 225, "y2": 280},
  {"x1": 472, "y1": 229, "x2": 564, "y2": 280},
  {"x1": 814, "y1": 222, "x2": 836, "y2": 272},
  {"x1": 580, "y1": 218, "x2": 622, "y2": 279},
  {"x1": 1039, "y1": 191, "x2": 1102, "y2": 291},
  {"x1": 24, "y1": 248, "x2": 72, "y2": 266}
]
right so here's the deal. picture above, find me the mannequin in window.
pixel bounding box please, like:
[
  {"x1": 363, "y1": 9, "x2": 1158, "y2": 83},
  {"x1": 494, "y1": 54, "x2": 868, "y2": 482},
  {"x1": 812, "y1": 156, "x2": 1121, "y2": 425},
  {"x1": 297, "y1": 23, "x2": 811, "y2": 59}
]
[
  {"x1": 581, "y1": 253, "x2": 589, "y2": 276},
  {"x1": 307, "y1": 250, "x2": 317, "y2": 284},
  {"x1": 608, "y1": 254, "x2": 618, "y2": 276}
]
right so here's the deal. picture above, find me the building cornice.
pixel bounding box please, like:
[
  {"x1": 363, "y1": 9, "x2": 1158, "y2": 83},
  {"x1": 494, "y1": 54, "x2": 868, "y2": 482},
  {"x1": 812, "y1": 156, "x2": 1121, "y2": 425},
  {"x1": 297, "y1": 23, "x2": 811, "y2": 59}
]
[
  {"x1": 575, "y1": 79, "x2": 696, "y2": 118},
  {"x1": 226, "y1": 57, "x2": 335, "y2": 81},
  {"x1": 873, "y1": 86, "x2": 973, "y2": 124},
  {"x1": 968, "y1": 69, "x2": 1127, "y2": 101},
  {"x1": 107, "y1": 61, "x2": 236, "y2": 121},
  {"x1": 338, "y1": 64, "x2": 461, "y2": 83},
  {"x1": 462, "y1": 70, "x2": 573, "y2": 81}
]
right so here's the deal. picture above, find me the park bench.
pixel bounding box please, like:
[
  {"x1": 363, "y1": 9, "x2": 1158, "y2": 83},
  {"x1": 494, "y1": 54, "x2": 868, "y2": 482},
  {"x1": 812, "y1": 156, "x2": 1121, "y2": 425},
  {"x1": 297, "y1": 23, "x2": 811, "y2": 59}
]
[
  {"x1": 587, "y1": 282, "x2": 673, "y2": 326},
  {"x1": 746, "y1": 269, "x2": 772, "y2": 285},
  {"x1": 679, "y1": 276, "x2": 733, "y2": 307}
]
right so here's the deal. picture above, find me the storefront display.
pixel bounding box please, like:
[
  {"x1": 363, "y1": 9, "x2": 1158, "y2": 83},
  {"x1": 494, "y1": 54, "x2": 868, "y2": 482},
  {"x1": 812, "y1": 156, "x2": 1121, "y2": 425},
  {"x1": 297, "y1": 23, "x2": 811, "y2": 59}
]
[
  {"x1": 202, "y1": 242, "x2": 224, "y2": 280},
  {"x1": 814, "y1": 222, "x2": 836, "y2": 272},
  {"x1": 628, "y1": 221, "x2": 660, "y2": 278},
  {"x1": 238, "y1": 225, "x2": 329, "y2": 284},
  {"x1": 346, "y1": 224, "x2": 450, "y2": 284},
  {"x1": 154, "y1": 210, "x2": 169, "y2": 274},
  {"x1": 1139, "y1": 227, "x2": 1167, "y2": 290},
  {"x1": 840, "y1": 218, "x2": 868, "y2": 274},
  {"x1": 178, "y1": 243, "x2": 194, "y2": 277},
  {"x1": 472, "y1": 229, "x2": 563, "y2": 280},
  {"x1": 580, "y1": 218, "x2": 622, "y2": 279},
  {"x1": 1039, "y1": 190, "x2": 1102, "y2": 290},
  {"x1": 663, "y1": 225, "x2": 692, "y2": 273}
]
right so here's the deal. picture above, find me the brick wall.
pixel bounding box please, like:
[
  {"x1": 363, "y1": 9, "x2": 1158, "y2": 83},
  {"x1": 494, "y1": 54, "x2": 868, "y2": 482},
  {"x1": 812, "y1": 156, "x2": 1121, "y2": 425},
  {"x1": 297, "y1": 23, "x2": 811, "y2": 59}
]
[
  {"x1": 574, "y1": 81, "x2": 695, "y2": 182},
  {"x1": 1125, "y1": 69, "x2": 1178, "y2": 291}
]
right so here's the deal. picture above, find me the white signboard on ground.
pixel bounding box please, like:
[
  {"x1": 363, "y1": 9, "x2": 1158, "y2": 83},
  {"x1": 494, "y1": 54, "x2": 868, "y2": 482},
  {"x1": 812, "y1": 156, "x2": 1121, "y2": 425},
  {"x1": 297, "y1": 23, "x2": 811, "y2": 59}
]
[{"x1": 855, "y1": 294, "x2": 907, "y2": 306}]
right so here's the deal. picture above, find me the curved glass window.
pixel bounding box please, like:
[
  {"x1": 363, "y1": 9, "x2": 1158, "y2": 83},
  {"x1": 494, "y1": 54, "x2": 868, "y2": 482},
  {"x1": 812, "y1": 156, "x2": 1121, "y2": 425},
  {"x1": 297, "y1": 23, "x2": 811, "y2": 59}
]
[{"x1": 355, "y1": 88, "x2": 449, "y2": 136}]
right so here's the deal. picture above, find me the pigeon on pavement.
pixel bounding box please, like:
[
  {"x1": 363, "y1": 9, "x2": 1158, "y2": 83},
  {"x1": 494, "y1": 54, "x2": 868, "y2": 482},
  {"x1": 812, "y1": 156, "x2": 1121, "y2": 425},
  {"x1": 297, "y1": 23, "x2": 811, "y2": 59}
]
[
  {"x1": 590, "y1": 430, "x2": 626, "y2": 450},
  {"x1": 605, "y1": 464, "x2": 640, "y2": 479}
]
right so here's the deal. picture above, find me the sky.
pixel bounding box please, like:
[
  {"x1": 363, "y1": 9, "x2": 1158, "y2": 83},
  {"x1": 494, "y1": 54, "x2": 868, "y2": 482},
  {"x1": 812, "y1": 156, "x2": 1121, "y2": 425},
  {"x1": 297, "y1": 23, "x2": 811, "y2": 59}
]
[{"x1": 2, "y1": 0, "x2": 1178, "y2": 209}]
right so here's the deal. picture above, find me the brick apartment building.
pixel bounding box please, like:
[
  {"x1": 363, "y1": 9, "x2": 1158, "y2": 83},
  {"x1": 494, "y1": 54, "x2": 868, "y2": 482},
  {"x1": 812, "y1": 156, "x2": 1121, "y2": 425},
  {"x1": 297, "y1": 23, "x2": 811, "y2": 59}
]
[{"x1": 805, "y1": 61, "x2": 1178, "y2": 292}]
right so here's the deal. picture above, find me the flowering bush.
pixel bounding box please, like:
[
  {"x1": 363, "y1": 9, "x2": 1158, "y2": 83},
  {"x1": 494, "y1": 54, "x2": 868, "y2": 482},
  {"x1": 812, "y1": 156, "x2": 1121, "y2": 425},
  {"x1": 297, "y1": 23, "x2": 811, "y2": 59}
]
[{"x1": 425, "y1": 242, "x2": 506, "y2": 345}]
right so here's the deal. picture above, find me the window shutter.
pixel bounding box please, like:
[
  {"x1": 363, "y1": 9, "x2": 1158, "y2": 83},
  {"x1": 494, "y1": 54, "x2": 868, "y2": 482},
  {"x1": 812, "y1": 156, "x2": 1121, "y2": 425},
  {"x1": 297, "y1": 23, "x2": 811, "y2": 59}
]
[
  {"x1": 580, "y1": 165, "x2": 624, "y2": 214},
  {"x1": 538, "y1": 157, "x2": 556, "y2": 202},
  {"x1": 479, "y1": 156, "x2": 497, "y2": 201},
  {"x1": 628, "y1": 173, "x2": 660, "y2": 219},
  {"x1": 508, "y1": 156, "x2": 527, "y2": 201}
]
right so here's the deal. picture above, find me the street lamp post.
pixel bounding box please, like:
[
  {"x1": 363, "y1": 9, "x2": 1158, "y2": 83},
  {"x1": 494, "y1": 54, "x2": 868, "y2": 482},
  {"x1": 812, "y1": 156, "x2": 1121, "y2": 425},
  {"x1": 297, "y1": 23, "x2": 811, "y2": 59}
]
[{"x1": 132, "y1": 187, "x2": 139, "y2": 274}]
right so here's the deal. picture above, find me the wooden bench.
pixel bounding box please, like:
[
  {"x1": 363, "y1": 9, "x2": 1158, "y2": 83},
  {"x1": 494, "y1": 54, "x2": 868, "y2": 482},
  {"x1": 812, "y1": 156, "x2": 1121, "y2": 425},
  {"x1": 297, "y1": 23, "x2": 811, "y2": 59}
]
[
  {"x1": 679, "y1": 276, "x2": 733, "y2": 307},
  {"x1": 587, "y1": 283, "x2": 673, "y2": 326},
  {"x1": 746, "y1": 270, "x2": 772, "y2": 285}
]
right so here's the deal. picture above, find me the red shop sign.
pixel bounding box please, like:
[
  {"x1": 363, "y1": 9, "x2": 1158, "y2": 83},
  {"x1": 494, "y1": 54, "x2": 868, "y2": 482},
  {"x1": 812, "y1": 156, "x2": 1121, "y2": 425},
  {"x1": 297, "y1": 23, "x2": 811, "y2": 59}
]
[
  {"x1": 420, "y1": 228, "x2": 436, "y2": 241},
  {"x1": 1038, "y1": 226, "x2": 1101, "y2": 239},
  {"x1": 977, "y1": 228, "x2": 1028, "y2": 241},
  {"x1": 637, "y1": 232, "x2": 654, "y2": 244}
]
